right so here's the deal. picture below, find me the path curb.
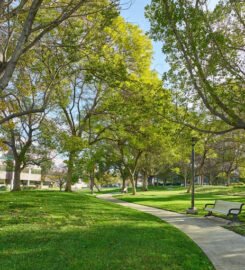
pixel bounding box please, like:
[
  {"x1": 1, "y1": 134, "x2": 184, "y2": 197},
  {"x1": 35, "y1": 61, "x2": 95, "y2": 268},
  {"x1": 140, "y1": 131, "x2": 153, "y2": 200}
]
[{"x1": 97, "y1": 194, "x2": 245, "y2": 270}]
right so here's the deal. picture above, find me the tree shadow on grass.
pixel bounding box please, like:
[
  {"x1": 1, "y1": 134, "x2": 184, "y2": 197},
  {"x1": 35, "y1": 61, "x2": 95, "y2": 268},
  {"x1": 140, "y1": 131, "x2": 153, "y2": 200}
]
[
  {"x1": 0, "y1": 222, "x2": 214, "y2": 270},
  {"x1": 0, "y1": 191, "x2": 214, "y2": 270},
  {"x1": 117, "y1": 193, "x2": 245, "y2": 222}
]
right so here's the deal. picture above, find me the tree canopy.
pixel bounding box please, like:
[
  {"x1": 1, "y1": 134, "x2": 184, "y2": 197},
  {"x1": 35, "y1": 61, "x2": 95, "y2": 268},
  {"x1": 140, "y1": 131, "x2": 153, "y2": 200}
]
[
  {"x1": 0, "y1": 0, "x2": 244, "y2": 193},
  {"x1": 146, "y1": 0, "x2": 245, "y2": 134}
]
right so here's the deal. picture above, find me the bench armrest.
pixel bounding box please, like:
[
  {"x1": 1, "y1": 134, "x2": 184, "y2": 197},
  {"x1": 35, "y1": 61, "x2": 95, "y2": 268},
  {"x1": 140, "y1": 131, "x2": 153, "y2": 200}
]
[
  {"x1": 204, "y1": 203, "x2": 214, "y2": 209},
  {"x1": 228, "y1": 205, "x2": 244, "y2": 215}
]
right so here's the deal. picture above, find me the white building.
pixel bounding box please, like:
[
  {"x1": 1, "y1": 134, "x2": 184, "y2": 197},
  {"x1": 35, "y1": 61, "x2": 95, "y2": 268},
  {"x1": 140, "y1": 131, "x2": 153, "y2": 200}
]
[
  {"x1": 72, "y1": 179, "x2": 88, "y2": 190},
  {"x1": 0, "y1": 153, "x2": 41, "y2": 188}
]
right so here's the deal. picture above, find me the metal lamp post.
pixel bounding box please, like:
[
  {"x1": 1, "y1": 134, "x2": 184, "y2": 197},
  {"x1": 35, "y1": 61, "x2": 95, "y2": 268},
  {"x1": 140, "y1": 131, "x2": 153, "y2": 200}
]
[{"x1": 186, "y1": 137, "x2": 198, "y2": 215}]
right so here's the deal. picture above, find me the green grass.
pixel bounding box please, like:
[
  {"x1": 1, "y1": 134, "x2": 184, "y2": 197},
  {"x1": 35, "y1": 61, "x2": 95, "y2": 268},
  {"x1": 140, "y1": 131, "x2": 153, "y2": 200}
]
[
  {"x1": 0, "y1": 191, "x2": 214, "y2": 270},
  {"x1": 116, "y1": 185, "x2": 245, "y2": 236},
  {"x1": 80, "y1": 187, "x2": 121, "y2": 194}
]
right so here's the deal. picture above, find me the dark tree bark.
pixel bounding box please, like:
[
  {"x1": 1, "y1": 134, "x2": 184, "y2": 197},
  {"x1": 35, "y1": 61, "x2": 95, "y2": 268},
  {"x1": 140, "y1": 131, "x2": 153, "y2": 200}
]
[
  {"x1": 121, "y1": 178, "x2": 127, "y2": 192},
  {"x1": 142, "y1": 170, "x2": 148, "y2": 191},
  {"x1": 12, "y1": 160, "x2": 21, "y2": 191},
  {"x1": 90, "y1": 175, "x2": 94, "y2": 194},
  {"x1": 65, "y1": 151, "x2": 75, "y2": 192},
  {"x1": 226, "y1": 172, "x2": 231, "y2": 186},
  {"x1": 129, "y1": 174, "x2": 136, "y2": 195}
]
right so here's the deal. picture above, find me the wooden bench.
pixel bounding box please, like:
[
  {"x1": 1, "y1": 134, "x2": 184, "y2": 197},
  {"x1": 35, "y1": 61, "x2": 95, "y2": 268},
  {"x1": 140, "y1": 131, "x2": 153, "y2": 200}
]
[{"x1": 204, "y1": 200, "x2": 244, "y2": 223}]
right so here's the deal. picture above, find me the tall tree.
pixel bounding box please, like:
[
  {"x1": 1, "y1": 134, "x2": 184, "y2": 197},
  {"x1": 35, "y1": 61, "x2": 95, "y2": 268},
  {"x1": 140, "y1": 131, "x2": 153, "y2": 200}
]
[
  {"x1": 52, "y1": 13, "x2": 166, "y2": 192},
  {"x1": 146, "y1": 0, "x2": 245, "y2": 134},
  {"x1": 0, "y1": 0, "x2": 119, "y2": 123},
  {"x1": 0, "y1": 112, "x2": 46, "y2": 191}
]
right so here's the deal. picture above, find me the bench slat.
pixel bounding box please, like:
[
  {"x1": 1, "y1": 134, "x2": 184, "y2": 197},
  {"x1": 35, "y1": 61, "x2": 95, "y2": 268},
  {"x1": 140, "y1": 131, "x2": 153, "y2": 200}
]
[
  {"x1": 215, "y1": 200, "x2": 243, "y2": 209},
  {"x1": 205, "y1": 200, "x2": 243, "y2": 215},
  {"x1": 205, "y1": 207, "x2": 228, "y2": 215}
]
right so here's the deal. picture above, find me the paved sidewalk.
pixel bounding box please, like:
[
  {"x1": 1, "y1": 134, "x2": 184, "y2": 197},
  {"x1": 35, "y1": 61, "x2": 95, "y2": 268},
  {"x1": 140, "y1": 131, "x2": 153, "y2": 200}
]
[{"x1": 97, "y1": 194, "x2": 245, "y2": 270}]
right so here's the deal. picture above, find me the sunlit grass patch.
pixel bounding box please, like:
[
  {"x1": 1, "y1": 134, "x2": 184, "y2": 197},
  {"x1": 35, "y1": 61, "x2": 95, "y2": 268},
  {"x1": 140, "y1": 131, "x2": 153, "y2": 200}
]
[
  {"x1": 117, "y1": 185, "x2": 245, "y2": 235},
  {"x1": 0, "y1": 191, "x2": 214, "y2": 270}
]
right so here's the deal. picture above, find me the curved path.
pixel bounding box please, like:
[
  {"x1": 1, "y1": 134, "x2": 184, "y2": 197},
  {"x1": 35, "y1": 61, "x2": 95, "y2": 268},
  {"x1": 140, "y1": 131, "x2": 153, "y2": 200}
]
[{"x1": 97, "y1": 194, "x2": 245, "y2": 270}]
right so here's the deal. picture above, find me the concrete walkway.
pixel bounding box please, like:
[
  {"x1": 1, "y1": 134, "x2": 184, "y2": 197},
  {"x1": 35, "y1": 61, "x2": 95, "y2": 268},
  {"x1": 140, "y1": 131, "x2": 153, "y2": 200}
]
[{"x1": 97, "y1": 194, "x2": 245, "y2": 270}]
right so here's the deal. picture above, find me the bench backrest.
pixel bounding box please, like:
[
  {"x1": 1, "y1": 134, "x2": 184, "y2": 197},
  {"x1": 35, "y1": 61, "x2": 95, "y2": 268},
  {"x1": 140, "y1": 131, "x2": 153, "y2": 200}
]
[{"x1": 215, "y1": 200, "x2": 243, "y2": 214}]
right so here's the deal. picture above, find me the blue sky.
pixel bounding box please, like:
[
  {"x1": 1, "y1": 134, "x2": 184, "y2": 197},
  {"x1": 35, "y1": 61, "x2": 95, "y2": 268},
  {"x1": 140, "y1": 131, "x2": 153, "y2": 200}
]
[
  {"x1": 120, "y1": 0, "x2": 169, "y2": 76},
  {"x1": 120, "y1": 0, "x2": 218, "y2": 76}
]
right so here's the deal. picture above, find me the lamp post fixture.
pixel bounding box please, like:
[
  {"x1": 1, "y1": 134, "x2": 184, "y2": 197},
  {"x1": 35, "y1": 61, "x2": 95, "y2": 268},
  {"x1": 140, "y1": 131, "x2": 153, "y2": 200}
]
[{"x1": 186, "y1": 137, "x2": 198, "y2": 215}]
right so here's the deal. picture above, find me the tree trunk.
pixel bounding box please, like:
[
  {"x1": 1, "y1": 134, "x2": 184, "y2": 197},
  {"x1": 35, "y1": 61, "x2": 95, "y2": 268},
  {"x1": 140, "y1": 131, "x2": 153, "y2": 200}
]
[
  {"x1": 183, "y1": 166, "x2": 188, "y2": 187},
  {"x1": 201, "y1": 174, "x2": 204, "y2": 185},
  {"x1": 130, "y1": 174, "x2": 136, "y2": 195},
  {"x1": 142, "y1": 171, "x2": 148, "y2": 191},
  {"x1": 184, "y1": 175, "x2": 187, "y2": 187},
  {"x1": 226, "y1": 172, "x2": 231, "y2": 186},
  {"x1": 65, "y1": 151, "x2": 74, "y2": 192},
  {"x1": 40, "y1": 172, "x2": 45, "y2": 189},
  {"x1": 209, "y1": 173, "x2": 213, "y2": 185},
  {"x1": 12, "y1": 160, "x2": 21, "y2": 191},
  {"x1": 59, "y1": 182, "x2": 62, "y2": 191},
  {"x1": 147, "y1": 176, "x2": 150, "y2": 186},
  {"x1": 187, "y1": 183, "x2": 191, "y2": 193},
  {"x1": 94, "y1": 183, "x2": 101, "y2": 192},
  {"x1": 121, "y1": 177, "x2": 126, "y2": 192},
  {"x1": 90, "y1": 170, "x2": 95, "y2": 194}
]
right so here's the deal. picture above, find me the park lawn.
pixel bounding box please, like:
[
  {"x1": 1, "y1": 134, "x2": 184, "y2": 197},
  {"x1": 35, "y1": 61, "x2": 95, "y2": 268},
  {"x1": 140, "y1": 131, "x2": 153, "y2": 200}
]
[
  {"x1": 0, "y1": 191, "x2": 214, "y2": 270},
  {"x1": 116, "y1": 185, "x2": 245, "y2": 236},
  {"x1": 80, "y1": 187, "x2": 121, "y2": 194}
]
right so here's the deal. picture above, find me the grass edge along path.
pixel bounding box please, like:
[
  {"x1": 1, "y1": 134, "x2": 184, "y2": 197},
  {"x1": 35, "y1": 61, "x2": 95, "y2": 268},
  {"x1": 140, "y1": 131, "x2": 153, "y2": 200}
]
[
  {"x1": 98, "y1": 193, "x2": 245, "y2": 270},
  {"x1": 115, "y1": 185, "x2": 245, "y2": 236},
  {"x1": 0, "y1": 191, "x2": 214, "y2": 270}
]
